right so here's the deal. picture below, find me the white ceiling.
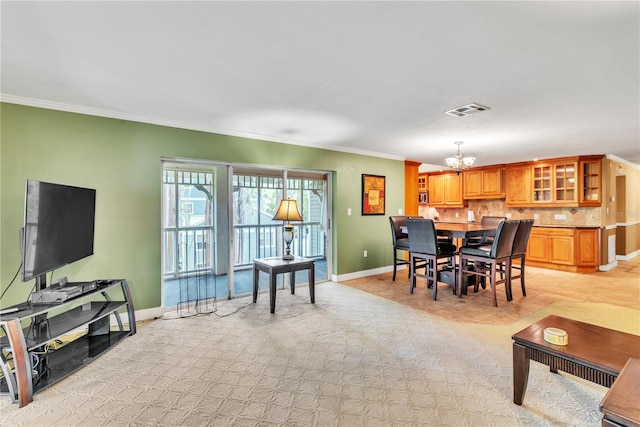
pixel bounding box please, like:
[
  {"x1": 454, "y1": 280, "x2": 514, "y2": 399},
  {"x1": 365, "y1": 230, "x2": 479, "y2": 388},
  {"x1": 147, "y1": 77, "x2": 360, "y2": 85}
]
[{"x1": 2, "y1": 1, "x2": 639, "y2": 169}]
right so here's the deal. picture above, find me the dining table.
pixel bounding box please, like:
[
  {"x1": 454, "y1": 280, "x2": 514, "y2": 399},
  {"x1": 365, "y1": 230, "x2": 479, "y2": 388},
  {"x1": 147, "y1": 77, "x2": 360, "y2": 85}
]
[
  {"x1": 401, "y1": 221, "x2": 499, "y2": 246},
  {"x1": 433, "y1": 221, "x2": 499, "y2": 246},
  {"x1": 401, "y1": 220, "x2": 501, "y2": 296}
]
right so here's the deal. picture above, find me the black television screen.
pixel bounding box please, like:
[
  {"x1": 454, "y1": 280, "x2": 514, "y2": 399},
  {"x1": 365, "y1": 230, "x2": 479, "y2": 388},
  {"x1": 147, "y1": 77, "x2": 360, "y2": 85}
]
[{"x1": 21, "y1": 180, "x2": 96, "y2": 283}]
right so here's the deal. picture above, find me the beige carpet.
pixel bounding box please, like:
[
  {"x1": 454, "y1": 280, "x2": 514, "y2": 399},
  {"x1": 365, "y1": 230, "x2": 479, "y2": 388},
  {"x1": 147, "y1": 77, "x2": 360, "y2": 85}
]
[{"x1": 3, "y1": 281, "x2": 637, "y2": 426}]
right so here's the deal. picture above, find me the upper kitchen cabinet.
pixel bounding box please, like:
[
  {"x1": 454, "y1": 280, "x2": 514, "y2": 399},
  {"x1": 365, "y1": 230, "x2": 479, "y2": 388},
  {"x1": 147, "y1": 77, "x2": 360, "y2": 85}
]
[
  {"x1": 553, "y1": 161, "x2": 578, "y2": 204},
  {"x1": 418, "y1": 173, "x2": 428, "y2": 192},
  {"x1": 531, "y1": 159, "x2": 578, "y2": 206},
  {"x1": 505, "y1": 164, "x2": 532, "y2": 206},
  {"x1": 428, "y1": 172, "x2": 466, "y2": 208},
  {"x1": 505, "y1": 156, "x2": 603, "y2": 207},
  {"x1": 463, "y1": 166, "x2": 505, "y2": 199},
  {"x1": 578, "y1": 155, "x2": 603, "y2": 206}
]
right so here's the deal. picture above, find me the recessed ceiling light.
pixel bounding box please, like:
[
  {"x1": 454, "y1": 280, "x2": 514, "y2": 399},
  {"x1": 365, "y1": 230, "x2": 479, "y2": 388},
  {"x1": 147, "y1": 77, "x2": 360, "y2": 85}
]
[{"x1": 445, "y1": 103, "x2": 491, "y2": 117}]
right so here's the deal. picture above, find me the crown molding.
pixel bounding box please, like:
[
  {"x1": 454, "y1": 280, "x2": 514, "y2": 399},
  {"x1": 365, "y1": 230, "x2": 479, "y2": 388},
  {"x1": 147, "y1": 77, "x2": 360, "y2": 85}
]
[{"x1": 606, "y1": 154, "x2": 640, "y2": 171}]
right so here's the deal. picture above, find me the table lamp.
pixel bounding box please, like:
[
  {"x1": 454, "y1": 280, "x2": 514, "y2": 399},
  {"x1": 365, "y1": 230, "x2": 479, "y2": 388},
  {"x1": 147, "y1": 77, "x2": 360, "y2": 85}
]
[{"x1": 273, "y1": 199, "x2": 303, "y2": 260}]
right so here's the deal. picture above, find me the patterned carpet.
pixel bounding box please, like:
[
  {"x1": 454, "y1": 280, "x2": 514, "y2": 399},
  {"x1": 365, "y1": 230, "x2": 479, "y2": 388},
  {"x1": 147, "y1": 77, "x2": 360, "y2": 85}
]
[{"x1": 2, "y1": 280, "x2": 629, "y2": 426}]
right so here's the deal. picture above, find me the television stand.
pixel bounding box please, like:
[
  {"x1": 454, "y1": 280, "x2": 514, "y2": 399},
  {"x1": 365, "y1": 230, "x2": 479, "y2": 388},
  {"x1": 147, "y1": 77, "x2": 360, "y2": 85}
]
[{"x1": 0, "y1": 279, "x2": 135, "y2": 407}]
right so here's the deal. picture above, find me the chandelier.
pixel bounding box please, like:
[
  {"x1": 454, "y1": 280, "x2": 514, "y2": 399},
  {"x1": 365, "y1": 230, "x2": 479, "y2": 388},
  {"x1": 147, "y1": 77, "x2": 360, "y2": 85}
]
[{"x1": 445, "y1": 141, "x2": 475, "y2": 174}]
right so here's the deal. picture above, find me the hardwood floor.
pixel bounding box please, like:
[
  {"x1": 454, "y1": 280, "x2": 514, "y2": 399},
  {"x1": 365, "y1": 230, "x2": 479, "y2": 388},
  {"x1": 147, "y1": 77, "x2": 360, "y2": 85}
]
[{"x1": 340, "y1": 257, "x2": 640, "y2": 326}]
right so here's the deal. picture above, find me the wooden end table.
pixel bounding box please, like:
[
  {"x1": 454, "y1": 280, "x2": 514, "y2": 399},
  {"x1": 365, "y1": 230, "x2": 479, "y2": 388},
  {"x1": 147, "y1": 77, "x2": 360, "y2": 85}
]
[
  {"x1": 512, "y1": 315, "x2": 640, "y2": 405},
  {"x1": 253, "y1": 256, "x2": 315, "y2": 313}
]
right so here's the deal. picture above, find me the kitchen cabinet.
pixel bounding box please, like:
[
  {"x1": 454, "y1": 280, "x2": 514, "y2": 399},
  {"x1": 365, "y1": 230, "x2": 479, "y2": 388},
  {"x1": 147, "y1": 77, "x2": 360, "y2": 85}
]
[
  {"x1": 549, "y1": 228, "x2": 575, "y2": 264},
  {"x1": 528, "y1": 227, "x2": 574, "y2": 265},
  {"x1": 579, "y1": 156, "x2": 603, "y2": 206},
  {"x1": 428, "y1": 174, "x2": 445, "y2": 205},
  {"x1": 527, "y1": 227, "x2": 600, "y2": 272},
  {"x1": 531, "y1": 163, "x2": 552, "y2": 203},
  {"x1": 505, "y1": 164, "x2": 531, "y2": 206},
  {"x1": 463, "y1": 166, "x2": 504, "y2": 199},
  {"x1": 428, "y1": 172, "x2": 466, "y2": 208},
  {"x1": 531, "y1": 159, "x2": 577, "y2": 205},
  {"x1": 506, "y1": 156, "x2": 602, "y2": 207},
  {"x1": 409, "y1": 155, "x2": 604, "y2": 210},
  {"x1": 575, "y1": 228, "x2": 599, "y2": 266},
  {"x1": 553, "y1": 161, "x2": 577, "y2": 204},
  {"x1": 418, "y1": 173, "x2": 428, "y2": 192}
]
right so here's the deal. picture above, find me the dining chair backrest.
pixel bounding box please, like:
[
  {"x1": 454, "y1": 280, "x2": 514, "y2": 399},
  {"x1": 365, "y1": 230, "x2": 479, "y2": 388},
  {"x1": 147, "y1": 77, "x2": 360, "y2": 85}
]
[
  {"x1": 389, "y1": 216, "x2": 408, "y2": 245},
  {"x1": 480, "y1": 216, "x2": 507, "y2": 240},
  {"x1": 406, "y1": 219, "x2": 439, "y2": 255},
  {"x1": 512, "y1": 219, "x2": 534, "y2": 256},
  {"x1": 481, "y1": 216, "x2": 507, "y2": 227},
  {"x1": 489, "y1": 220, "x2": 519, "y2": 259}
]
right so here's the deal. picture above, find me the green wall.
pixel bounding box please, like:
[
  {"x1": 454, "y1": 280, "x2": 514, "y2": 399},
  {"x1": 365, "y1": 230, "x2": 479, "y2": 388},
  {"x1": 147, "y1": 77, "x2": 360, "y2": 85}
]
[{"x1": 0, "y1": 103, "x2": 405, "y2": 310}]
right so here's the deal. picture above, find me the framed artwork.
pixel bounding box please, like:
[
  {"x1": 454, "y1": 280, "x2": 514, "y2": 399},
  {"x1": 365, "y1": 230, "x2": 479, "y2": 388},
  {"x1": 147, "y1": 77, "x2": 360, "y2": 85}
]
[{"x1": 362, "y1": 174, "x2": 386, "y2": 215}]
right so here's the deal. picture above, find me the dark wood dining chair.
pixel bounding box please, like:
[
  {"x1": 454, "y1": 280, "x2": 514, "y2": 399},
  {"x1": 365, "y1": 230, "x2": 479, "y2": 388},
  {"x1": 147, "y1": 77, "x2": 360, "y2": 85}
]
[
  {"x1": 389, "y1": 216, "x2": 410, "y2": 281},
  {"x1": 457, "y1": 219, "x2": 519, "y2": 307},
  {"x1": 405, "y1": 219, "x2": 458, "y2": 300},
  {"x1": 509, "y1": 219, "x2": 534, "y2": 298},
  {"x1": 467, "y1": 215, "x2": 507, "y2": 245}
]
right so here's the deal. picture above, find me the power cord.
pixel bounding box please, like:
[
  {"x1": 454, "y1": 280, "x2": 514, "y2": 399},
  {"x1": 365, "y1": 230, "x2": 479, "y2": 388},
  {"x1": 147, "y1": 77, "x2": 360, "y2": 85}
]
[
  {"x1": 0, "y1": 261, "x2": 22, "y2": 300},
  {"x1": 212, "y1": 300, "x2": 252, "y2": 317},
  {"x1": 163, "y1": 297, "x2": 253, "y2": 320}
]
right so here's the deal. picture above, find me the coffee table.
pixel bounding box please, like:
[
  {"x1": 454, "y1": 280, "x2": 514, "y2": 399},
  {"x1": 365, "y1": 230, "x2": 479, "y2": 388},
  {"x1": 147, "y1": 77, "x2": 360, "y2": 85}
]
[{"x1": 512, "y1": 315, "x2": 640, "y2": 405}]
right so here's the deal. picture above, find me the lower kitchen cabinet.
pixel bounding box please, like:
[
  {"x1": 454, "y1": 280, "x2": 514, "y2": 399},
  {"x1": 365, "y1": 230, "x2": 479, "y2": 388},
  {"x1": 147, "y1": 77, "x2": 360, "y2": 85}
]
[
  {"x1": 575, "y1": 228, "x2": 600, "y2": 267},
  {"x1": 527, "y1": 227, "x2": 599, "y2": 272}
]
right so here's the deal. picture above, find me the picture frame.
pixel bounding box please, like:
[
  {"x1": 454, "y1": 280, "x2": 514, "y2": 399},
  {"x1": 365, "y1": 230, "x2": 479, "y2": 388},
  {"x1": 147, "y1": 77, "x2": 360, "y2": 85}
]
[{"x1": 362, "y1": 174, "x2": 386, "y2": 215}]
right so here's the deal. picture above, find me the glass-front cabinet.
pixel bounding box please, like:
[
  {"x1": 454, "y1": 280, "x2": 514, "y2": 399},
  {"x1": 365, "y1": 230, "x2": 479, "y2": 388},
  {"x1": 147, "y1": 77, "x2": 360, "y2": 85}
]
[
  {"x1": 531, "y1": 158, "x2": 585, "y2": 206},
  {"x1": 532, "y1": 164, "x2": 551, "y2": 202},
  {"x1": 554, "y1": 162, "x2": 576, "y2": 203},
  {"x1": 418, "y1": 173, "x2": 427, "y2": 191},
  {"x1": 579, "y1": 156, "x2": 602, "y2": 206}
]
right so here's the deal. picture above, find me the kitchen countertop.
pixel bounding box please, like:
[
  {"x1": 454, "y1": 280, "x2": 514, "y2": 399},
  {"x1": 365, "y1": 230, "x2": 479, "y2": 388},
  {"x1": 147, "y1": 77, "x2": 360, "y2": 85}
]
[
  {"x1": 532, "y1": 224, "x2": 601, "y2": 229},
  {"x1": 437, "y1": 221, "x2": 600, "y2": 229}
]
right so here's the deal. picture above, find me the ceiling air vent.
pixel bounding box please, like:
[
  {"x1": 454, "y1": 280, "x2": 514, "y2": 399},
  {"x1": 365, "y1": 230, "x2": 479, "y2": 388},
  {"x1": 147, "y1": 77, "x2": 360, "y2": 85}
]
[{"x1": 445, "y1": 103, "x2": 491, "y2": 117}]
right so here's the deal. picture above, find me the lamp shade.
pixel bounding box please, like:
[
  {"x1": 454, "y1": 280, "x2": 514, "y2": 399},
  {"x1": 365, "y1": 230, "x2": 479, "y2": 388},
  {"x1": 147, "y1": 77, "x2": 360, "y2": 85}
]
[{"x1": 273, "y1": 199, "x2": 303, "y2": 222}]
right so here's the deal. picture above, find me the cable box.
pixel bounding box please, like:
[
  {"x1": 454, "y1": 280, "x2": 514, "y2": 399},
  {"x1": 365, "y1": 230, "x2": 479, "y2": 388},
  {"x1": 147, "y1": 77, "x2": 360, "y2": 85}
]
[
  {"x1": 29, "y1": 281, "x2": 97, "y2": 305},
  {"x1": 66, "y1": 281, "x2": 98, "y2": 293}
]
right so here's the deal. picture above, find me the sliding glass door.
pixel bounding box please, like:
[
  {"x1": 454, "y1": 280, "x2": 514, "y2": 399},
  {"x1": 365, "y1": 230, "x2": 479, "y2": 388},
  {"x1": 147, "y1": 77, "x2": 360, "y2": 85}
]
[
  {"x1": 162, "y1": 164, "x2": 229, "y2": 313},
  {"x1": 161, "y1": 160, "x2": 330, "y2": 312},
  {"x1": 231, "y1": 170, "x2": 329, "y2": 295}
]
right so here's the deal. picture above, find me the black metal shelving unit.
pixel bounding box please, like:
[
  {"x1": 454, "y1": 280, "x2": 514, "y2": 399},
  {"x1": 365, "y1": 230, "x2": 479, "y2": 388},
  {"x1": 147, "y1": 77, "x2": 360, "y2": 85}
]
[{"x1": 0, "y1": 279, "x2": 135, "y2": 407}]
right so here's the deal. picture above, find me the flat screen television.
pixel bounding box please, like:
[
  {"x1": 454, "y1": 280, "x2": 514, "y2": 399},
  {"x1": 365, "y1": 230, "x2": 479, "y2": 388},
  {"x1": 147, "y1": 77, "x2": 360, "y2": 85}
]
[{"x1": 21, "y1": 180, "x2": 96, "y2": 289}]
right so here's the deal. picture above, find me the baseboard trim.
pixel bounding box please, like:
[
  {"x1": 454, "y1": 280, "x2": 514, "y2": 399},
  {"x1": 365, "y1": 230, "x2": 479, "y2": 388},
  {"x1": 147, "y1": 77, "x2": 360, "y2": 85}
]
[
  {"x1": 599, "y1": 261, "x2": 618, "y2": 272},
  {"x1": 617, "y1": 250, "x2": 640, "y2": 261},
  {"x1": 333, "y1": 265, "x2": 398, "y2": 282}
]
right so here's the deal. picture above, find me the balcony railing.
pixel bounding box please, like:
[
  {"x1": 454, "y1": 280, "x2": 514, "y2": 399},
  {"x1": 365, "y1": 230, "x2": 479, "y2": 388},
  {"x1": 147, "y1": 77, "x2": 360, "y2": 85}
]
[{"x1": 163, "y1": 222, "x2": 325, "y2": 278}]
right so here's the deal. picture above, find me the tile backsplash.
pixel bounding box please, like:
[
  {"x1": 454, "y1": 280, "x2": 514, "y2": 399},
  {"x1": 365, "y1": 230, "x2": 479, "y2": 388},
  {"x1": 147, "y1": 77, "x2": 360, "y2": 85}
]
[{"x1": 420, "y1": 199, "x2": 601, "y2": 227}]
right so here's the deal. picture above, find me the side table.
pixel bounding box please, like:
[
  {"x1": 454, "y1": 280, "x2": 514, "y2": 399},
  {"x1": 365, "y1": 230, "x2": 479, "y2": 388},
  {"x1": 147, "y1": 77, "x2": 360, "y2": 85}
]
[
  {"x1": 253, "y1": 256, "x2": 315, "y2": 313},
  {"x1": 600, "y1": 358, "x2": 640, "y2": 427}
]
